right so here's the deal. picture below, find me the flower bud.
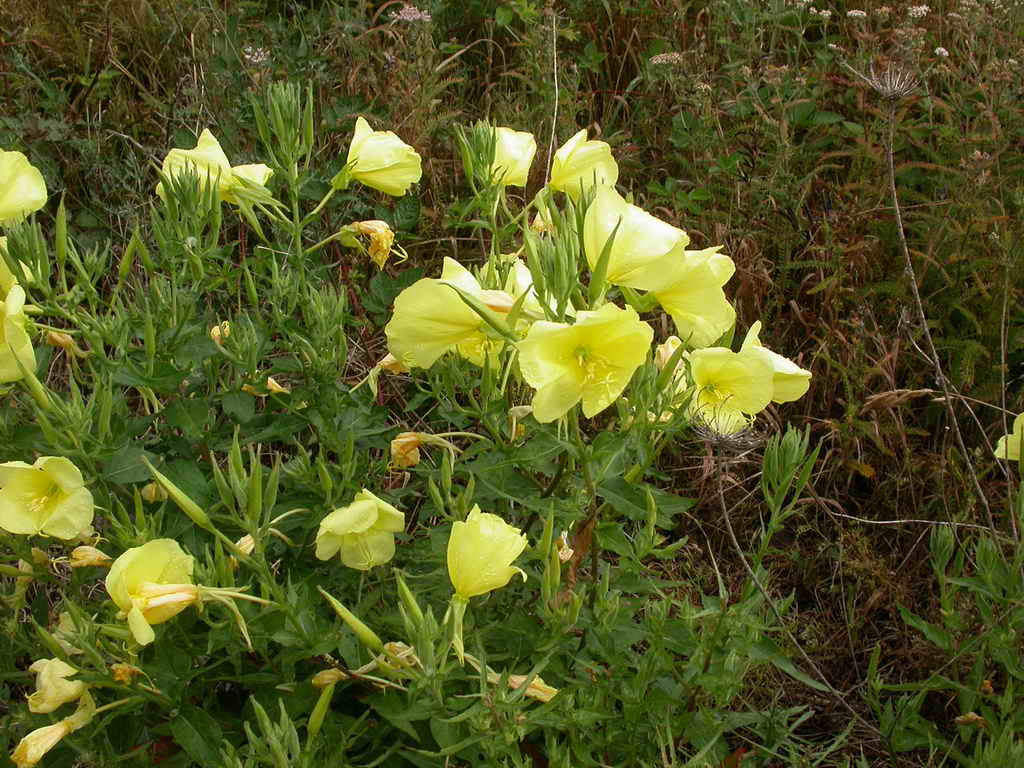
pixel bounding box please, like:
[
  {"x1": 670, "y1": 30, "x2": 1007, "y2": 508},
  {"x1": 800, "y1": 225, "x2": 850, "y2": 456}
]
[{"x1": 311, "y1": 668, "x2": 348, "y2": 688}]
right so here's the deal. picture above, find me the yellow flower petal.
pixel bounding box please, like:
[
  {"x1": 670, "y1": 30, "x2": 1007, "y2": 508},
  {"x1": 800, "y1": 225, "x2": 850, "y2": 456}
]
[
  {"x1": 347, "y1": 117, "x2": 422, "y2": 196},
  {"x1": 105, "y1": 539, "x2": 197, "y2": 644},
  {"x1": 651, "y1": 249, "x2": 736, "y2": 349},
  {"x1": 687, "y1": 347, "x2": 774, "y2": 433},
  {"x1": 995, "y1": 413, "x2": 1024, "y2": 462},
  {"x1": 517, "y1": 303, "x2": 653, "y2": 423},
  {"x1": 447, "y1": 506, "x2": 528, "y2": 599},
  {"x1": 739, "y1": 321, "x2": 812, "y2": 403},
  {"x1": 27, "y1": 659, "x2": 85, "y2": 714},
  {"x1": 0, "y1": 151, "x2": 47, "y2": 226},
  {"x1": 583, "y1": 186, "x2": 688, "y2": 290},
  {"x1": 548, "y1": 130, "x2": 618, "y2": 200},
  {"x1": 491, "y1": 127, "x2": 536, "y2": 187},
  {"x1": 1, "y1": 284, "x2": 36, "y2": 384},
  {"x1": 0, "y1": 456, "x2": 94, "y2": 540},
  {"x1": 316, "y1": 490, "x2": 404, "y2": 570}
]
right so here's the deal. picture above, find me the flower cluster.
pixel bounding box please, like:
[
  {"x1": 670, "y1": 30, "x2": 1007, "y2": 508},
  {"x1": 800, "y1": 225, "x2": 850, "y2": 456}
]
[{"x1": 382, "y1": 123, "x2": 811, "y2": 433}]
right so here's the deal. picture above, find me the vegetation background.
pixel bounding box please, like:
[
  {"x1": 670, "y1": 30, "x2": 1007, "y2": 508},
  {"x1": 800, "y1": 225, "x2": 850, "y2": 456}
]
[{"x1": 1, "y1": 0, "x2": 1022, "y2": 766}]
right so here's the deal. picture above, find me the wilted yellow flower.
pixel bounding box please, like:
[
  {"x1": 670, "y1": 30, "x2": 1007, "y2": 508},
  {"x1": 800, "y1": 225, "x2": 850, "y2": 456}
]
[
  {"x1": 502, "y1": 673, "x2": 559, "y2": 703},
  {"x1": 447, "y1": 506, "x2": 528, "y2": 600},
  {"x1": 739, "y1": 321, "x2": 811, "y2": 403},
  {"x1": 139, "y1": 481, "x2": 168, "y2": 503},
  {"x1": 27, "y1": 659, "x2": 85, "y2": 713},
  {"x1": 356, "y1": 220, "x2": 396, "y2": 268},
  {"x1": 109, "y1": 663, "x2": 141, "y2": 684},
  {"x1": 343, "y1": 117, "x2": 422, "y2": 196},
  {"x1": 46, "y1": 331, "x2": 88, "y2": 359},
  {"x1": 210, "y1": 321, "x2": 231, "y2": 343},
  {"x1": 390, "y1": 432, "x2": 422, "y2": 468},
  {"x1": 650, "y1": 246, "x2": 736, "y2": 349},
  {"x1": 1, "y1": 284, "x2": 36, "y2": 384},
  {"x1": 491, "y1": 127, "x2": 536, "y2": 187},
  {"x1": 10, "y1": 691, "x2": 94, "y2": 768},
  {"x1": 265, "y1": 376, "x2": 290, "y2": 394},
  {"x1": 105, "y1": 539, "x2": 199, "y2": 646},
  {"x1": 0, "y1": 456, "x2": 94, "y2": 540},
  {"x1": 316, "y1": 490, "x2": 405, "y2": 571},
  {"x1": 517, "y1": 303, "x2": 653, "y2": 423},
  {"x1": 548, "y1": 129, "x2": 618, "y2": 199},
  {"x1": 995, "y1": 413, "x2": 1024, "y2": 462},
  {"x1": 0, "y1": 151, "x2": 47, "y2": 227},
  {"x1": 378, "y1": 352, "x2": 408, "y2": 374},
  {"x1": 157, "y1": 129, "x2": 273, "y2": 204},
  {"x1": 68, "y1": 545, "x2": 112, "y2": 568},
  {"x1": 385, "y1": 257, "x2": 512, "y2": 369},
  {"x1": 583, "y1": 186, "x2": 688, "y2": 290},
  {"x1": 687, "y1": 347, "x2": 774, "y2": 434}
]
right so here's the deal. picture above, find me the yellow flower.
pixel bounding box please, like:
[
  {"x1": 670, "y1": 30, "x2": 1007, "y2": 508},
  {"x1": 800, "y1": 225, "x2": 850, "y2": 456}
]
[
  {"x1": 583, "y1": 186, "x2": 689, "y2": 290},
  {"x1": 1, "y1": 284, "x2": 35, "y2": 384},
  {"x1": 27, "y1": 659, "x2": 85, "y2": 714},
  {"x1": 447, "y1": 506, "x2": 528, "y2": 600},
  {"x1": 0, "y1": 151, "x2": 47, "y2": 227},
  {"x1": 650, "y1": 246, "x2": 737, "y2": 349},
  {"x1": 739, "y1": 321, "x2": 812, "y2": 403},
  {"x1": 344, "y1": 117, "x2": 422, "y2": 196},
  {"x1": 517, "y1": 303, "x2": 653, "y2": 423},
  {"x1": 995, "y1": 413, "x2": 1024, "y2": 462},
  {"x1": 385, "y1": 257, "x2": 512, "y2": 369},
  {"x1": 491, "y1": 127, "x2": 536, "y2": 187},
  {"x1": 687, "y1": 347, "x2": 774, "y2": 434},
  {"x1": 105, "y1": 539, "x2": 199, "y2": 646},
  {"x1": 0, "y1": 457, "x2": 94, "y2": 540},
  {"x1": 10, "y1": 691, "x2": 95, "y2": 768},
  {"x1": 157, "y1": 129, "x2": 272, "y2": 203},
  {"x1": 0, "y1": 237, "x2": 34, "y2": 294},
  {"x1": 315, "y1": 490, "x2": 405, "y2": 571},
  {"x1": 548, "y1": 129, "x2": 618, "y2": 199},
  {"x1": 311, "y1": 668, "x2": 348, "y2": 688},
  {"x1": 68, "y1": 545, "x2": 112, "y2": 568}
]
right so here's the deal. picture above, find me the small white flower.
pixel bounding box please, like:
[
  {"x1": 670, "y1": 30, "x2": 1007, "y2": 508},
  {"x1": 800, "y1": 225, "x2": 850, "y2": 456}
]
[
  {"x1": 818, "y1": 9, "x2": 832, "y2": 18},
  {"x1": 934, "y1": 46, "x2": 950, "y2": 57},
  {"x1": 847, "y1": 9, "x2": 868, "y2": 17},
  {"x1": 907, "y1": 4, "x2": 930, "y2": 18}
]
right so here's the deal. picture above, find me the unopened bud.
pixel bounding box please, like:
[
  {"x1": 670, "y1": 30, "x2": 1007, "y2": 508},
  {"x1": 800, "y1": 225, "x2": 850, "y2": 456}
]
[
  {"x1": 654, "y1": 336, "x2": 683, "y2": 370},
  {"x1": 311, "y1": 668, "x2": 348, "y2": 688}
]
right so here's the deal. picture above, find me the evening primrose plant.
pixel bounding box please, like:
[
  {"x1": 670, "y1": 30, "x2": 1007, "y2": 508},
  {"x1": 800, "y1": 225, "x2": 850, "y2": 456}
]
[{"x1": 0, "y1": 84, "x2": 834, "y2": 768}]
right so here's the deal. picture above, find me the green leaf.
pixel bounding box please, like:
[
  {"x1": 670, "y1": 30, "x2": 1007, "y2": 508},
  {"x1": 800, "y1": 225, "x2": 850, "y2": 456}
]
[
  {"x1": 170, "y1": 704, "x2": 224, "y2": 767},
  {"x1": 222, "y1": 391, "x2": 256, "y2": 424},
  {"x1": 165, "y1": 398, "x2": 210, "y2": 439},
  {"x1": 103, "y1": 445, "x2": 158, "y2": 484}
]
